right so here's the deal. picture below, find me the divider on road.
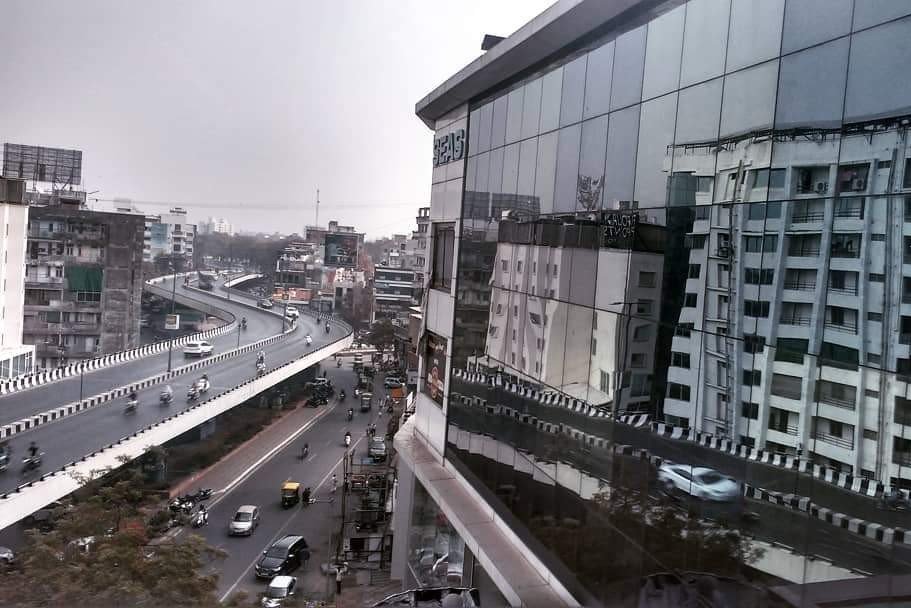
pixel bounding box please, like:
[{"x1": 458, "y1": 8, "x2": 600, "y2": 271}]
[
  {"x1": 0, "y1": 313, "x2": 297, "y2": 441},
  {"x1": 0, "y1": 273, "x2": 236, "y2": 398},
  {"x1": 0, "y1": 330, "x2": 353, "y2": 531}
]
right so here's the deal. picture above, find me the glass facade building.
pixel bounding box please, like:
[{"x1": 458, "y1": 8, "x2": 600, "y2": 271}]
[{"x1": 395, "y1": 1, "x2": 911, "y2": 605}]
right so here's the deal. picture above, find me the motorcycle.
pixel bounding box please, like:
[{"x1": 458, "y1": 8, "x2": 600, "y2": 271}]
[
  {"x1": 21, "y1": 453, "x2": 43, "y2": 474},
  {"x1": 347, "y1": 409, "x2": 354, "y2": 422},
  {"x1": 299, "y1": 445, "x2": 310, "y2": 460},
  {"x1": 306, "y1": 335, "x2": 312, "y2": 347},
  {"x1": 339, "y1": 390, "x2": 346, "y2": 402},
  {"x1": 0, "y1": 447, "x2": 10, "y2": 473},
  {"x1": 125, "y1": 398, "x2": 138, "y2": 413},
  {"x1": 256, "y1": 361, "x2": 266, "y2": 376},
  {"x1": 241, "y1": 319, "x2": 247, "y2": 330},
  {"x1": 187, "y1": 386, "x2": 199, "y2": 402},
  {"x1": 160, "y1": 391, "x2": 173, "y2": 406},
  {"x1": 880, "y1": 490, "x2": 910, "y2": 511},
  {"x1": 192, "y1": 488, "x2": 213, "y2": 502},
  {"x1": 337, "y1": 359, "x2": 342, "y2": 368},
  {"x1": 325, "y1": 323, "x2": 330, "y2": 334},
  {"x1": 197, "y1": 377, "x2": 210, "y2": 394},
  {"x1": 302, "y1": 487, "x2": 312, "y2": 506},
  {"x1": 344, "y1": 433, "x2": 351, "y2": 448}
]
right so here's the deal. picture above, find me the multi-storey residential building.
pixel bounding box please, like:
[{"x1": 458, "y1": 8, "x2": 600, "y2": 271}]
[
  {"x1": 0, "y1": 177, "x2": 34, "y2": 378},
  {"x1": 23, "y1": 203, "x2": 144, "y2": 368},
  {"x1": 143, "y1": 207, "x2": 196, "y2": 265},
  {"x1": 197, "y1": 216, "x2": 234, "y2": 236},
  {"x1": 373, "y1": 266, "x2": 416, "y2": 326},
  {"x1": 393, "y1": 1, "x2": 911, "y2": 605}
]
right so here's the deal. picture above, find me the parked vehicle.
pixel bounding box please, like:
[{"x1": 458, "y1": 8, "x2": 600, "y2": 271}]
[
  {"x1": 657, "y1": 463, "x2": 739, "y2": 502},
  {"x1": 192, "y1": 506, "x2": 209, "y2": 528},
  {"x1": 384, "y1": 376, "x2": 406, "y2": 389},
  {"x1": 254, "y1": 535, "x2": 310, "y2": 579},
  {"x1": 261, "y1": 575, "x2": 298, "y2": 608},
  {"x1": 229, "y1": 505, "x2": 260, "y2": 536},
  {"x1": 183, "y1": 341, "x2": 214, "y2": 357},
  {"x1": 304, "y1": 396, "x2": 327, "y2": 408},
  {"x1": 368, "y1": 437, "x2": 388, "y2": 463}
]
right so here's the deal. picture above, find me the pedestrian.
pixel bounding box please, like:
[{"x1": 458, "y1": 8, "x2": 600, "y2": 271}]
[
  {"x1": 331, "y1": 473, "x2": 338, "y2": 493},
  {"x1": 335, "y1": 562, "x2": 346, "y2": 595}
]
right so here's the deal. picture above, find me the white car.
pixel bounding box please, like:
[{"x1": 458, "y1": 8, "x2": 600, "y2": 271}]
[
  {"x1": 657, "y1": 463, "x2": 739, "y2": 502},
  {"x1": 285, "y1": 306, "x2": 300, "y2": 319},
  {"x1": 183, "y1": 341, "x2": 214, "y2": 357}
]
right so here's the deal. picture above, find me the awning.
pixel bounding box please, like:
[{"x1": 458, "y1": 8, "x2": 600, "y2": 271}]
[{"x1": 66, "y1": 265, "x2": 103, "y2": 292}]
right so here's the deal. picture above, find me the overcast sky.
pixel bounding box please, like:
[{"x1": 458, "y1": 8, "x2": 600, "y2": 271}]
[{"x1": 1, "y1": 0, "x2": 552, "y2": 238}]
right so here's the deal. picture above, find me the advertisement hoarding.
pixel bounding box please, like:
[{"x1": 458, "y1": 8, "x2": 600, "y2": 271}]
[
  {"x1": 325, "y1": 233, "x2": 359, "y2": 268},
  {"x1": 423, "y1": 332, "x2": 447, "y2": 407}
]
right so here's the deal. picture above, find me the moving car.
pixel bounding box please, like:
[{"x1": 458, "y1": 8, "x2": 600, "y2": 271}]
[
  {"x1": 255, "y1": 535, "x2": 310, "y2": 579},
  {"x1": 0, "y1": 546, "x2": 14, "y2": 568},
  {"x1": 183, "y1": 341, "x2": 214, "y2": 357},
  {"x1": 229, "y1": 505, "x2": 260, "y2": 536},
  {"x1": 285, "y1": 306, "x2": 299, "y2": 319},
  {"x1": 258, "y1": 298, "x2": 274, "y2": 309},
  {"x1": 368, "y1": 437, "x2": 387, "y2": 463},
  {"x1": 261, "y1": 575, "x2": 297, "y2": 608},
  {"x1": 657, "y1": 463, "x2": 740, "y2": 502}
]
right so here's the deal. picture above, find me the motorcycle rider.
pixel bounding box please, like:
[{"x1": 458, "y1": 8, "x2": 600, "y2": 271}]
[
  {"x1": 161, "y1": 384, "x2": 173, "y2": 402},
  {"x1": 301, "y1": 443, "x2": 309, "y2": 460},
  {"x1": 241, "y1": 316, "x2": 247, "y2": 329},
  {"x1": 28, "y1": 441, "x2": 39, "y2": 460},
  {"x1": 306, "y1": 335, "x2": 312, "y2": 346},
  {"x1": 257, "y1": 350, "x2": 265, "y2": 365},
  {"x1": 129, "y1": 390, "x2": 138, "y2": 404},
  {"x1": 339, "y1": 389, "x2": 346, "y2": 401},
  {"x1": 344, "y1": 431, "x2": 351, "y2": 447},
  {"x1": 347, "y1": 408, "x2": 354, "y2": 421}
]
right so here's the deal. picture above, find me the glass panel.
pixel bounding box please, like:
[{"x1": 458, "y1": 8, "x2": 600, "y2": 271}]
[
  {"x1": 610, "y1": 24, "x2": 647, "y2": 111},
  {"x1": 781, "y1": 0, "x2": 853, "y2": 54},
  {"x1": 726, "y1": 0, "x2": 784, "y2": 72},
  {"x1": 853, "y1": 0, "x2": 911, "y2": 30},
  {"x1": 534, "y1": 131, "x2": 558, "y2": 215},
  {"x1": 468, "y1": 108, "x2": 480, "y2": 157},
  {"x1": 635, "y1": 93, "x2": 677, "y2": 209},
  {"x1": 488, "y1": 146, "x2": 505, "y2": 199},
  {"x1": 675, "y1": 78, "x2": 722, "y2": 145},
  {"x1": 476, "y1": 102, "x2": 493, "y2": 155},
  {"x1": 641, "y1": 4, "x2": 685, "y2": 100},
  {"x1": 719, "y1": 59, "x2": 778, "y2": 138},
  {"x1": 583, "y1": 41, "x2": 614, "y2": 120},
  {"x1": 603, "y1": 104, "x2": 640, "y2": 207},
  {"x1": 490, "y1": 94, "x2": 508, "y2": 151},
  {"x1": 505, "y1": 86, "x2": 525, "y2": 145},
  {"x1": 845, "y1": 16, "x2": 911, "y2": 123},
  {"x1": 517, "y1": 138, "x2": 538, "y2": 198},
  {"x1": 501, "y1": 142, "x2": 520, "y2": 198},
  {"x1": 553, "y1": 124, "x2": 582, "y2": 213},
  {"x1": 559, "y1": 55, "x2": 587, "y2": 127},
  {"x1": 539, "y1": 67, "x2": 563, "y2": 135},
  {"x1": 521, "y1": 77, "x2": 543, "y2": 140},
  {"x1": 776, "y1": 37, "x2": 849, "y2": 129},
  {"x1": 680, "y1": 0, "x2": 731, "y2": 87},
  {"x1": 578, "y1": 116, "x2": 608, "y2": 211}
]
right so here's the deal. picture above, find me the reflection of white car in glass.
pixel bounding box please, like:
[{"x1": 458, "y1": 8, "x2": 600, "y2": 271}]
[
  {"x1": 285, "y1": 306, "x2": 299, "y2": 319},
  {"x1": 183, "y1": 341, "x2": 214, "y2": 357},
  {"x1": 657, "y1": 464, "x2": 739, "y2": 502}
]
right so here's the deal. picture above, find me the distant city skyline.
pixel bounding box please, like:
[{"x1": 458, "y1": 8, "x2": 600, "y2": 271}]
[{"x1": 0, "y1": 0, "x2": 552, "y2": 238}]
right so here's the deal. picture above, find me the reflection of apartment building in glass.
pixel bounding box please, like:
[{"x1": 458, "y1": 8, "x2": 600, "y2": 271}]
[
  {"x1": 666, "y1": 125, "x2": 911, "y2": 481},
  {"x1": 486, "y1": 215, "x2": 664, "y2": 410},
  {"x1": 23, "y1": 204, "x2": 144, "y2": 368},
  {"x1": 373, "y1": 267, "x2": 416, "y2": 326},
  {"x1": 394, "y1": 1, "x2": 911, "y2": 605},
  {"x1": 0, "y1": 177, "x2": 35, "y2": 378}
]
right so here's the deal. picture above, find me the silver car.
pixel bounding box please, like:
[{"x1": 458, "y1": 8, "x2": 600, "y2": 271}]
[
  {"x1": 229, "y1": 505, "x2": 260, "y2": 536},
  {"x1": 0, "y1": 546, "x2": 14, "y2": 567},
  {"x1": 657, "y1": 464, "x2": 740, "y2": 502}
]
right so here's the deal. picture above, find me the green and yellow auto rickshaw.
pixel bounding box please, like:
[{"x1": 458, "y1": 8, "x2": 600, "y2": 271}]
[{"x1": 281, "y1": 481, "x2": 301, "y2": 508}]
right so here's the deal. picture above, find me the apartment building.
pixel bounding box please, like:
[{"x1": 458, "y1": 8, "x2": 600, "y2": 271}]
[
  {"x1": 143, "y1": 207, "x2": 196, "y2": 265},
  {"x1": 0, "y1": 177, "x2": 34, "y2": 378},
  {"x1": 393, "y1": 1, "x2": 911, "y2": 605},
  {"x1": 23, "y1": 204, "x2": 144, "y2": 368}
]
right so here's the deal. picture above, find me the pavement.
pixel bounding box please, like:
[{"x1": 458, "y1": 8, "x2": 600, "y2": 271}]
[
  {"x1": 164, "y1": 359, "x2": 397, "y2": 605},
  {"x1": 0, "y1": 282, "x2": 339, "y2": 497}
]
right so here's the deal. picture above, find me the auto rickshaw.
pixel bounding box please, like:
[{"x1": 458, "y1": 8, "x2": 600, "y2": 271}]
[{"x1": 281, "y1": 481, "x2": 301, "y2": 508}]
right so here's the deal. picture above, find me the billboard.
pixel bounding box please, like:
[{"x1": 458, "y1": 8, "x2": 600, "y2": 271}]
[
  {"x1": 2, "y1": 144, "x2": 82, "y2": 186},
  {"x1": 325, "y1": 233, "x2": 359, "y2": 268},
  {"x1": 423, "y1": 332, "x2": 447, "y2": 407}
]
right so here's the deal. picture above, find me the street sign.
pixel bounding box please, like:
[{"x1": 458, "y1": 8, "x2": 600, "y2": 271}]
[{"x1": 164, "y1": 314, "x2": 180, "y2": 330}]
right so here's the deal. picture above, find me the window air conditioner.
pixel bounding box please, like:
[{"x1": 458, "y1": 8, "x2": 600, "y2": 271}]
[
  {"x1": 814, "y1": 181, "x2": 828, "y2": 194},
  {"x1": 851, "y1": 178, "x2": 866, "y2": 191}
]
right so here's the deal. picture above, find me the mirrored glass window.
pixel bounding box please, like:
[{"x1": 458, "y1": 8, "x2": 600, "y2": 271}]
[
  {"x1": 578, "y1": 116, "x2": 608, "y2": 211},
  {"x1": 490, "y1": 94, "x2": 508, "y2": 150},
  {"x1": 505, "y1": 86, "x2": 525, "y2": 145},
  {"x1": 560, "y1": 55, "x2": 587, "y2": 127},
  {"x1": 719, "y1": 59, "x2": 777, "y2": 138},
  {"x1": 845, "y1": 16, "x2": 911, "y2": 123},
  {"x1": 583, "y1": 41, "x2": 614, "y2": 120},
  {"x1": 641, "y1": 5, "x2": 685, "y2": 100},
  {"x1": 603, "y1": 104, "x2": 640, "y2": 206},
  {"x1": 534, "y1": 131, "x2": 558, "y2": 215},
  {"x1": 521, "y1": 78, "x2": 543, "y2": 140},
  {"x1": 726, "y1": 0, "x2": 784, "y2": 72},
  {"x1": 776, "y1": 38, "x2": 849, "y2": 129},
  {"x1": 476, "y1": 102, "x2": 493, "y2": 154},
  {"x1": 680, "y1": 0, "x2": 730, "y2": 87},
  {"x1": 610, "y1": 24, "x2": 647, "y2": 110},
  {"x1": 635, "y1": 93, "x2": 677, "y2": 208},
  {"x1": 539, "y1": 67, "x2": 563, "y2": 134},
  {"x1": 852, "y1": 0, "x2": 911, "y2": 31},
  {"x1": 781, "y1": 0, "x2": 852, "y2": 54},
  {"x1": 554, "y1": 124, "x2": 582, "y2": 213},
  {"x1": 675, "y1": 78, "x2": 722, "y2": 145}
]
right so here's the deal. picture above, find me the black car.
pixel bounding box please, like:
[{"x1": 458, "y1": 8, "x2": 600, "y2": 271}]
[
  {"x1": 304, "y1": 396, "x2": 327, "y2": 408},
  {"x1": 255, "y1": 535, "x2": 310, "y2": 579}
]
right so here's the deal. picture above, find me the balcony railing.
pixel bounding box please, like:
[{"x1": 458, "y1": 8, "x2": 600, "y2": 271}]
[
  {"x1": 781, "y1": 315, "x2": 813, "y2": 326},
  {"x1": 768, "y1": 423, "x2": 799, "y2": 436},
  {"x1": 812, "y1": 432, "x2": 854, "y2": 450},
  {"x1": 784, "y1": 280, "x2": 816, "y2": 291},
  {"x1": 818, "y1": 394, "x2": 855, "y2": 410},
  {"x1": 893, "y1": 452, "x2": 911, "y2": 466},
  {"x1": 827, "y1": 285, "x2": 858, "y2": 296},
  {"x1": 833, "y1": 207, "x2": 863, "y2": 219},
  {"x1": 824, "y1": 319, "x2": 858, "y2": 333},
  {"x1": 901, "y1": 333, "x2": 911, "y2": 345},
  {"x1": 791, "y1": 211, "x2": 825, "y2": 223},
  {"x1": 788, "y1": 247, "x2": 821, "y2": 257}
]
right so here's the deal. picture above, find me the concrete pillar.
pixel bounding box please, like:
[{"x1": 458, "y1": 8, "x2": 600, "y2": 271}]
[{"x1": 390, "y1": 460, "x2": 416, "y2": 583}]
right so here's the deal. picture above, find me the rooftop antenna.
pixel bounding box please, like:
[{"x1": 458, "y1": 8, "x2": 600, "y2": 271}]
[{"x1": 315, "y1": 188, "x2": 320, "y2": 228}]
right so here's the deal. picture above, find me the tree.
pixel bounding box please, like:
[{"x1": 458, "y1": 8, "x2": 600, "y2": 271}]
[
  {"x1": 0, "y1": 467, "x2": 224, "y2": 608},
  {"x1": 367, "y1": 319, "x2": 396, "y2": 351}
]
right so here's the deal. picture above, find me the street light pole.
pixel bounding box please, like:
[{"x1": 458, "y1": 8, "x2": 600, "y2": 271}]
[
  {"x1": 167, "y1": 267, "x2": 177, "y2": 373},
  {"x1": 237, "y1": 324, "x2": 241, "y2": 348},
  {"x1": 79, "y1": 361, "x2": 85, "y2": 402}
]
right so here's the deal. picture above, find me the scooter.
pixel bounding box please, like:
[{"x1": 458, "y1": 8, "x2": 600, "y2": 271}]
[
  {"x1": 21, "y1": 453, "x2": 43, "y2": 474},
  {"x1": 191, "y1": 507, "x2": 208, "y2": 528},
  {"x1": 306, "y1": 335, "x2": 313, "y2": 347},
  {"x1": 256, "y1": 361, "x2": 266, "y2": 376},
  {"x1": 187, "y1": 386, "x2": 199, "y2": 402},
  {"x1": 197, "y1": 378, "x2": 210, "y2": 394}
]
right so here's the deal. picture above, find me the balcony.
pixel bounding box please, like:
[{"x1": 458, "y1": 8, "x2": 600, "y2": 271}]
[
  {"x1": 894, "y1": 452, "x2": 911, "y2": 467},
  {"x1": 791, "y1": 211, "x2": 825, "y2": 223},
  {"x1": 824, "y1": 319, "x2": 858, "y2": 334},
  {"x1": 768, "y1": 422, "x2": 799, "y2": 436},
  {"x1": 781, "y1": 315, "x2": 813, "y2": 327},
  {"x1": 784, "y1": 280, "x2": 816, "y2": 291},
  {"x1": 812, "y1": 432, "x2": 854, "y2": 450}
]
